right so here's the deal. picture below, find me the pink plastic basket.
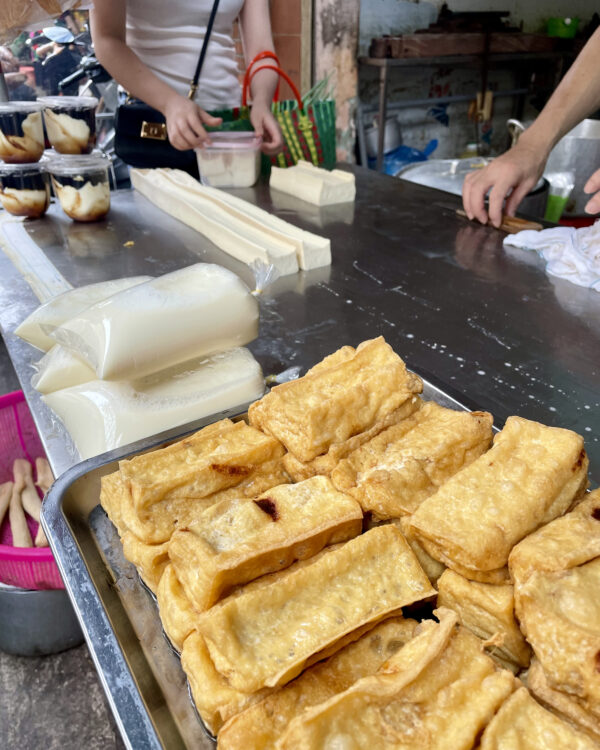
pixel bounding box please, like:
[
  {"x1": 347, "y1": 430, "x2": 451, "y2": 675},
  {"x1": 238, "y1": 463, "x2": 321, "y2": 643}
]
[{"x1": 0, "y1": 390, "x2": 64, "y2": 589}]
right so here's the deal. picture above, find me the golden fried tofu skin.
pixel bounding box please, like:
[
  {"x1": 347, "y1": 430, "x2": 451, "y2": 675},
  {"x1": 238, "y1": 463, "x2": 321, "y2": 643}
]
[
  {"x1": 169, "y1": 475, "x2": 363, "y2": 611},
  {"x1": 332, "y1": 402, "x2": 493, "y2": 518},
  {"x1": 248, "y1": 337, "x2": 423, "y2": 463},
  {"x1": 479, "y1": 687, "x2": 598, "y2": 750},
  {"x1": 409, "y1": 417, "x2": 588, "y2": 578},
  {"x1": 217, "y1": 618, "x2": 418, "y2": 750},
  {"x1": 197, "y1": 525, "x2": 434, "y2": 693},
  {"x1": 276, "y1": 608, "x2": 515, "y2": 750}
]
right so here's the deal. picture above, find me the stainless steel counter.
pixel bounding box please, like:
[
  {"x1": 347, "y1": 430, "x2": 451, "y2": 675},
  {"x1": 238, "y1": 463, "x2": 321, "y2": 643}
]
[{"x1": 0, "y1": 166, "x2": 598, "y2": 483}]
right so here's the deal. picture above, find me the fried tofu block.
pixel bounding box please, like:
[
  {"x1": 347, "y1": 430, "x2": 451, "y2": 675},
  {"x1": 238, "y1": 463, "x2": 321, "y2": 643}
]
[
  {"x1": 120, "y1": 531, "x2": 169, "y2": 593},
  {"x1": 409, "y1": 416, "x2": 588, "y2": 577},
  {"x1": 107, "y1": 456, "x2": 290, "y2": 544},
  {"x1": 437, "y1": 569, "x2": 530, "y2": 671},
  {"x1": 169, "y1": 476, "x2": 363, "y2": 612},
  {"x1": 509, "y1": 489, "x2": 600, "y2": 585},
  {"x1": 248, "y1": 337, "x2": 423, "y2": 463},
  {"x1": 397, "y1": 516, "x2": 446, "y2": 584},
  {"x1": 99, "y1": 470, "x2": 128, "y2": 537},
  {"x1": 119, "y1": 419, "x2": 285, "y2": 511},
  {"x1": 217, "y1": 617, "x2": 419, "y2": 750},
  {"x1": 332, "y1": 402, "x2": 493, "y2": 518},
  {"x1": 513, "y1": 557, "x2": 600, "y2": 713},
  {"x1": 276, "y1": 608, "x2": 515, "y2": 750},
  {"x1": 282, "y1": 397, "x2": 422, "y2": 482},
  {"x1": 479, "y1": 687, "x2": 598, "y2": 749},
  {"x1": 182, "y1": 630, "x2": 272, "y2": 736},
  {"x1": 526, "y1": 659, "x2": 600, "y2": 745},
  {"x1": 156, "y1": 564, "x2": 197, "y2": 651},
  {"x1": 197, "y1": 525, "x2": 434, "y2": 693},
  {"x1": 181, "y1": 547, "x2": 345, "y2": 734}
]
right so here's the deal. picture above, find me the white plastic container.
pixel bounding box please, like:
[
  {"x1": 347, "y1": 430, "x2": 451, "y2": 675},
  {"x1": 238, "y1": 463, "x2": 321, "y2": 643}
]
[
  {"x1": 38, "y1": 95, "x2": 98, "y2": 154},
  {"x1": 0, "y1": 160, "x2": 50, "y2": 218},
  {"x1": 0, "y1": 101, "x2": 45, "y2": 163},
  {"x1": 196, "y1": 132, "x2": 262, "y2": 188},
  {"x1": 46, "y1": 153, "x2": 110, "y2": 222}
]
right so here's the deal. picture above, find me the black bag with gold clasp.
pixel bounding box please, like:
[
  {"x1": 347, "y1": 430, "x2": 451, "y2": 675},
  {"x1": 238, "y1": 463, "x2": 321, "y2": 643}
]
[{"x1": 113, "y1": 0, "x2": 220, "y2": 176}]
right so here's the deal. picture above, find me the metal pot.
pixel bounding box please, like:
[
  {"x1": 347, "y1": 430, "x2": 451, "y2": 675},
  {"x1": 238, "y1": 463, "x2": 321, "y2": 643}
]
[
  {"x1": 545, "y1": 119, "x2": 600, "y2": 216},
  {"x1": 0, "y1": 583, "x2": 83, "y2": 656}
]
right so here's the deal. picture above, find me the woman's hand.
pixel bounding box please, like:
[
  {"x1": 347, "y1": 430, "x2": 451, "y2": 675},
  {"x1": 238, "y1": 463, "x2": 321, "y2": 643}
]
[
  {"x1": 250, "y1": 101, "x2": 283, "y2": 155},
  {"x1": 462, "y1": 140, "x2": 547, "y2": 228},
  {"x1": 163, "y1": 94, "x2": 222, "y2": 151},
  {"x1": 583, "y1": 168, "x2": 600, "y2": 214}
]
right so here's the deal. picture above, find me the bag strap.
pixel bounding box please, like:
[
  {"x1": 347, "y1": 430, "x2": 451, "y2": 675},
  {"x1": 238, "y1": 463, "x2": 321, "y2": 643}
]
[
  {"x1": 243, "y1": 51, "x2": 281, "y2": 102},
  {"x1": 242, "y1": 64, "x2": 304, "y2": 110},
  {"x1": 187, "y1": 0, "x2": 221, "y2": 100}
]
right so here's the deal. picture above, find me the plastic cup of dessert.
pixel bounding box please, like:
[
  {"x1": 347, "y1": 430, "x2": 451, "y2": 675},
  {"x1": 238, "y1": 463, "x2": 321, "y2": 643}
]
[
  {"x1": 196, "y1": 131, "x2": 262, "y2": 188},
  {"x1": 0, "y1": 101, "x2": 45, "y2": 164},
  {"x1": 0, "y1": 160, "x2": 50, "y2": 218},
  {"x1": 38, "y1": 95, "x2": 98, "y2": 155},
  {"x1": 46, "y1": 153, "x2": 110, "y2": 222}
]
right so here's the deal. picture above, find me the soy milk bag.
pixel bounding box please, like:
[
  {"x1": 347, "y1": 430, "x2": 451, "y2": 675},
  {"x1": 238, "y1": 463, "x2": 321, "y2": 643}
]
[
  {"x1": 15, "y1": 276, "x2": 152, "y2": 351},
  {"x1": 31, "y1": 345, "x2": 96, "y2": 394},
  {"x1": 50, "y1": 263, "x2": 259, "y2": 380},
  {"x1": 43, "y1": 347, "x2": 265, "y2": 459}
]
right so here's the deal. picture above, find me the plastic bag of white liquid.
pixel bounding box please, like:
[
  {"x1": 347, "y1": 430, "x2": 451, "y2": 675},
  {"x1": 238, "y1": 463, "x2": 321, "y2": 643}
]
[
  {"x1": 14, "y1": 276, "x2": 152, "y2": 351},
  {"x1": 42, "y1": 347, "x2": 265, "y2": 459},
  {"x1": 49, "y1": 263, "x2": 259, "y2": 381},
  {"x1": 31, "y1": 345, "x2": 96, "y2": 394}
]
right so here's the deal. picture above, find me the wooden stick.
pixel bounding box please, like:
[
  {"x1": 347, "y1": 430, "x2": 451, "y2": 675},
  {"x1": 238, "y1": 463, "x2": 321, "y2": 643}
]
[
  {"x1": 0, "y1": 481, "x2": 12, "y2": 528},
  {"x1": 9, "y1": 483, "x2": 33, "y2": 548},
  {"x1": 455, "y1": 208, "x2": 542, "y2": 233}
]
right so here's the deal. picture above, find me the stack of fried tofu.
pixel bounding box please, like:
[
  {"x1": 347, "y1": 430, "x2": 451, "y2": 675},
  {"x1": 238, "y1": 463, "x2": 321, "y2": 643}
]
[{"x1": 100, "y1": 336, "x2": 599, "y2": 749}]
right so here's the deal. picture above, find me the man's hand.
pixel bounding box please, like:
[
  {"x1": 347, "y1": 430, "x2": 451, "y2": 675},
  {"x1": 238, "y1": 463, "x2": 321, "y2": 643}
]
[
  {"x1": 163, "y1": 94, "x2": 222, "y2": 151},
  {"x1": 250, "y1": 102, "x2": 283, "y2": 155},
  {"x1": 583, "y1": 168, "x2": 600, "y2": 214},
  {"x1": 462, "y1": 141, "x2": 547, "y2": 228}
]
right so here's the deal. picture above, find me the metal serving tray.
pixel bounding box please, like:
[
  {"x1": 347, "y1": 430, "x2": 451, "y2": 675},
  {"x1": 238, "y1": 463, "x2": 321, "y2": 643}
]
[{"x1": 41, "y1": 376, "x2": 481, "y2": 750}]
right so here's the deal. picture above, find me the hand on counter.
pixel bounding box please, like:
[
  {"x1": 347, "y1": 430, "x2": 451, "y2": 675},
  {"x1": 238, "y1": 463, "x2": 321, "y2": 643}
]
[
  {"x1": 583, "y1": 167, "x2": 600, "y2": 215},
  {"x1": 163, "y1": 93, "x2": 223, "y2": 151},
  {"x1": 461, "y1": 141, "x2": 546, "y2": 229}
]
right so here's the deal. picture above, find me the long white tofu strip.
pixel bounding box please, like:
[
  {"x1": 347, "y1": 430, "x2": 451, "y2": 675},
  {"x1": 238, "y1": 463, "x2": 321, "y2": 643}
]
[
  {"x1": 131, "y1": 169, "x2": 299, "y2": 276},
  {"x1": 50, "y1": 263, "x2": 259, "y2": 380},
  {"x1": 169, "y1": 475, "x2": 363, "y2": 611},
  {"x1": 270, "y1": 160, "x2": 356, "y2": 206},
  {"x1": 43, "y1": 347, "x2": 265, "y2": 459},
  {"x1": 159, "y1": 168, "x2": 331, "y2": 270},
  {"x1": 197, "y1": 525, "x2": 434, "y2": 693}
]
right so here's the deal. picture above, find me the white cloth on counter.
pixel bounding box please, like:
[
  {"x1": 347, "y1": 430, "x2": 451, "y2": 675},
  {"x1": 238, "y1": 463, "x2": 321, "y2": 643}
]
[{"x1": 503, "y1": 220, "x2": 600, "y2": 291}]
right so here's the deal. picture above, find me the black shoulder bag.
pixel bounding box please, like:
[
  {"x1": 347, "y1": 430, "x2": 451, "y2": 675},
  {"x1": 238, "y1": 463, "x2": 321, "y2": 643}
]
[{"x1": 114, "y1": 0, "x2": 220, "y2": 175}]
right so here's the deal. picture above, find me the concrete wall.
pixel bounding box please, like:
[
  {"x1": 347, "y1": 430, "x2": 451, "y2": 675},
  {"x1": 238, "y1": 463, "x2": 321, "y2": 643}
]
[{"x1": 357, "y1": 0, "x2": 595, "y2": 163}]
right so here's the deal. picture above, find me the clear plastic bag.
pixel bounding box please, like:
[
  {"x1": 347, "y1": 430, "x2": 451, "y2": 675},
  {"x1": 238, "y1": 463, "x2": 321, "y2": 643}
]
[{"x1": 50, "y1": 264, "x2": 259, "y2": 380}]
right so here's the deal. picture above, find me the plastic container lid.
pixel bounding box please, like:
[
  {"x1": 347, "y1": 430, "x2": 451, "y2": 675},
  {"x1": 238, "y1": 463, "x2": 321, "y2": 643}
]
[
  {"x1": 0, "y1": 158, "x2": 48, "y2": 175},
  {"x1": 198, "y1": 131, "x2": 262, "y2": 152},
  {"x1": 0, "y1": 101, "x2": 44, "y2": 113},
  {"x1": 38, "y1": 95, "x2": 98, "y2": 109},
  {"x1": 45, "y1": 153, "x2": 109, "y2": 176}
]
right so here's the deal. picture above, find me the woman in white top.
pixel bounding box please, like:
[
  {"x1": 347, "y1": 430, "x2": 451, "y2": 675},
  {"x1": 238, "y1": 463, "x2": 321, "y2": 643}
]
[{"x1": 90, "y1": 0, "x2": 283, "y2": 154}]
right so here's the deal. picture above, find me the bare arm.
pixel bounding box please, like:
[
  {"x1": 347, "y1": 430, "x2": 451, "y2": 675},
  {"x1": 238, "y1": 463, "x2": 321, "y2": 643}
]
[
  {"x1": 239, "y1": 0, "x2": 283, "y2": 154},
  {"x1": 463, "y1": 28, "x2": 600, "y2": 226},
  {"x1": 90, "y1": 0, "x2": 221, "y2": 150}
]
